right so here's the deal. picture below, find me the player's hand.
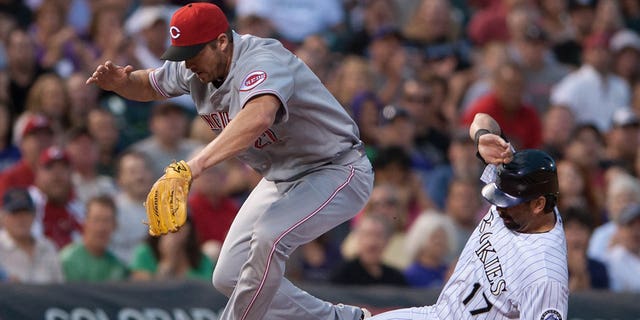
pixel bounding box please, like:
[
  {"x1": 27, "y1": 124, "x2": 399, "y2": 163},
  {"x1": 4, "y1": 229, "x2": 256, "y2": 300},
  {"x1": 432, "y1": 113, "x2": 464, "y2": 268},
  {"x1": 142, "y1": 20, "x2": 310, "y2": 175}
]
[
  {"x1": 478, "y1": 134, "x2": 513, "y2": 165},
  {"x1": 144, "y1": 160, "x2": 192, "y2": 236},
  {"x1": 86, "y1": 60, "x2": 134, "y2": 91}
]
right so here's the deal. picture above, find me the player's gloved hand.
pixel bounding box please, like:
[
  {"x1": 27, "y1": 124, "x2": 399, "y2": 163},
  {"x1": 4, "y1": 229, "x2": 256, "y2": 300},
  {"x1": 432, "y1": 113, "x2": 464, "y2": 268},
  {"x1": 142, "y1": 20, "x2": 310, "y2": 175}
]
[{"x1": 144, "y1": 160, "x2": 192, "y2": 236}]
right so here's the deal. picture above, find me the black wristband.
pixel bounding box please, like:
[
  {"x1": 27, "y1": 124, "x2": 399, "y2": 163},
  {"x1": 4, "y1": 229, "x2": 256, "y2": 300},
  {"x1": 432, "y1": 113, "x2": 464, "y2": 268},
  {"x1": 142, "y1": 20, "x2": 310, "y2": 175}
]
[
  {"x1": 474, "y1": 129, "x2": 491, "y2": 148},
  {"x1": 474, "y1": 129, "x2": 491, "y2": 164}
]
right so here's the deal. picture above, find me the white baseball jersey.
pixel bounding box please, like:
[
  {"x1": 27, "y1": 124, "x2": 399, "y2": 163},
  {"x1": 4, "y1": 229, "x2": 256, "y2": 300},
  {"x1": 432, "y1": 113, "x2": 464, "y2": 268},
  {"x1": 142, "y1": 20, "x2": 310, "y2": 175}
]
[
  {"x1": 149, "y1": 31, "x2": 362, "y2": 182},
  {"x1": 432, "y1": 206, "x2": 569, "y2": 319},
  {"x1": 371, "y1": 206, "x2": 569, "y2": 320}
]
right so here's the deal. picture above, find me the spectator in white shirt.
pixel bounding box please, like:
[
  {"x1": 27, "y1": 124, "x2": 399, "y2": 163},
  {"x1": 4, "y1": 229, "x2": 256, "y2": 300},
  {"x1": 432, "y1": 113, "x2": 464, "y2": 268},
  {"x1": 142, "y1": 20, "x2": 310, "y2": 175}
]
[
  {"x1": 551, "y1": 31, "x2": 631, "y2": 132},
  {"x1": 0, "y1": 188, "x2": 63, "y2": 284}
]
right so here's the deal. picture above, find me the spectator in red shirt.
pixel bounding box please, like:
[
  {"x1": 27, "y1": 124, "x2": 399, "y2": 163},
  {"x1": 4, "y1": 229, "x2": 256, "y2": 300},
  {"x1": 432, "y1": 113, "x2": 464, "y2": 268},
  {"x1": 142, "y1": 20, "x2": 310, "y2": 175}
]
[
  {"x1": 30, "y1": 146, "x2": 83, "y2": 249},
  {"x1": 461, "y1": 62, "x2": 543, "y2": 149},
  {"x1": 0, "y1": 114, "x2": 54, "y2": 198},
  {"x1": 188, "y1": 160, "x2": 240, "y2": 261}
]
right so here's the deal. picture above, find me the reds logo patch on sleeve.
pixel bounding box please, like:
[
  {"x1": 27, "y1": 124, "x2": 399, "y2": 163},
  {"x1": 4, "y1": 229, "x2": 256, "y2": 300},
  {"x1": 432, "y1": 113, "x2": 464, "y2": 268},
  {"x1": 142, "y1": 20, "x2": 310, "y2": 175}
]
[
  {"x1": 539, "y1": 308, "x2": 562, "y2": 320},
  {"x1": 240, "y1": 71, "x2": 267, "y2": 91}
]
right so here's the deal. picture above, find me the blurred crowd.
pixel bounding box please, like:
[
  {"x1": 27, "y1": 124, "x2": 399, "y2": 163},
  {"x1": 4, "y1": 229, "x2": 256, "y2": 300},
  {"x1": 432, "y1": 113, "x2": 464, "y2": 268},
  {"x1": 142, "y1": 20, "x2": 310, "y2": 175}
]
[{"x1": 1, "y1": 0, "x2": 640, "y2": 295}]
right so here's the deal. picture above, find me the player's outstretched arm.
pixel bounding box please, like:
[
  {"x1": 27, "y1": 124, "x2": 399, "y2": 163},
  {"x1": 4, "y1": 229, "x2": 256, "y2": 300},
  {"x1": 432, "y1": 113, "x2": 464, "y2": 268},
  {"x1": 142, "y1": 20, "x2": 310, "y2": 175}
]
[
  {"x1": 469, "y1": 113, "x2": 513, "y2": 165},
  {"x1": 86, "y1": 60, "x2": 165, "y2": 102}
]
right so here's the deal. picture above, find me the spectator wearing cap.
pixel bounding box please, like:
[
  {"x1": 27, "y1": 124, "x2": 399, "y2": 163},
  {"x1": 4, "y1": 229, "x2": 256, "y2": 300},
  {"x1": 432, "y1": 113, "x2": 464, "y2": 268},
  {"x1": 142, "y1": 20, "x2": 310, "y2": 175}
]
[
  {"x1": 610, "y1": 29, "x2": 640, "y2": 85},
  {"x1": 0, "y1": 114, "x2": 54, "y2": 199},
  {"x1": 130, "y1": 101, "x2": 201, "y2": 179},
  {"x1": 124, "y1": 5, "x2": 172, "y2": 70},
  {"x1": 606, "y1": 203, "x2": 640, "y2": 292},
  {"x1": 603, "y1": 108, "x2": 640, "y2": 173},
  {"x1": 124, "y1": 5, "x2": 196, "y2": 111},
  {"x1": 510, "y1": 23, "x2": 571, "y2": 114},
  {"x1": 0, "y1": 188, "x2": 64, "y2": 284},
  {"x1": 561, "y1": 206, "x2": 609, "y2": 292},
  {"x1": 461, "y1": 62, "x2": 543, "y2": 149},
  {"x1": 551, "y1": 31, "x2": 631, "y2": 132},
  {"x1": 59, "y1": 195, "x2": 128, "y2": 282},
  {"x1": 64, "y1": 126, "x2": 117, "y2": 209},
  {"x1": 29, "y1": 146, "x2": 83, "y2": 249}
]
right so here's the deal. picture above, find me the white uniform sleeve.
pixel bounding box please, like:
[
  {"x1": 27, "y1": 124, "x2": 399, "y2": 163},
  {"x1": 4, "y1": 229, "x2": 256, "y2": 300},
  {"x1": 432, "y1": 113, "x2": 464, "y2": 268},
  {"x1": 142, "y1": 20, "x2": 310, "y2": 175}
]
[
  {"x1": 518, "y1": 281, "x2": 568, "y2": 320},
  {"x1": 149, "y1": 60, "x2": 192, "y2": 98}
]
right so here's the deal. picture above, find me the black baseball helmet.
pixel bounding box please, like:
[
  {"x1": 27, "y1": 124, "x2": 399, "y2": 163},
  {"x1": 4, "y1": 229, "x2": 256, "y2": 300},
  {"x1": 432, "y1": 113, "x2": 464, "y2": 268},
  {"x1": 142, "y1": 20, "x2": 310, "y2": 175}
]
[{"x1": 482, "y1": 150, "x2": 559, "y2": 208}]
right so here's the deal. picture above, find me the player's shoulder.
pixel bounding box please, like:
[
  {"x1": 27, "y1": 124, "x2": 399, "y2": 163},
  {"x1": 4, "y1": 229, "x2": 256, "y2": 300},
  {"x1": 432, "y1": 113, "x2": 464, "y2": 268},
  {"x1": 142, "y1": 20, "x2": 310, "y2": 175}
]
[{"x1": 236, "y1": 33, "x2": 290, "y2": 62}]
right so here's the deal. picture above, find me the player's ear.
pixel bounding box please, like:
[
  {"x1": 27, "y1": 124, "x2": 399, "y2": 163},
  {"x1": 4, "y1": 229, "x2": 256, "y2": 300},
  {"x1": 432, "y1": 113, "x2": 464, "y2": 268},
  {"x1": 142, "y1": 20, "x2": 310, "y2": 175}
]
[
  {"x1": 530, "y1": 196, "x2": 546, "y2": 214},
  {"x1": 218, "y1": 33, "x2": 229, "y2": 51}
]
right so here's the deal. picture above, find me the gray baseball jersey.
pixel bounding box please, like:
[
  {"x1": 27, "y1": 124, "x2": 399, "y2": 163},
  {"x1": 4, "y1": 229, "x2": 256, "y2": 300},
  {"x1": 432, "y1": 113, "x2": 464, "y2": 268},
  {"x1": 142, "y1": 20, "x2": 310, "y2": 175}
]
[
  {"x1": 150, "y1": 31, "x2": 361, "y2": 182},
  {"x1": 370, "y1": 206, "x2": 569, "y2": 320},
  {"x1": 149, "y1": 31, "x2": 373, "y2": 320}
]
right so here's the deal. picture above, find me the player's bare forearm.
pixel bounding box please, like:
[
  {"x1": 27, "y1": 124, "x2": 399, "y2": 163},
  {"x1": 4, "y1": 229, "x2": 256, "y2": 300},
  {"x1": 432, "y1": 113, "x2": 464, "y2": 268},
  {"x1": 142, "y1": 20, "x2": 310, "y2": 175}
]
[
  {"x1": 114, "y1": 70, "x2": 165, "y2": 101},
  {"x1": 469, "y1": 113, "x2": 502, "y2": 139},
  {"x1": 187, "y1": 94, "x2": 280, "y2": 179},
  {"x1": 470, "y1": 113, "x2": 513, "y2": 164},
  {"x1": 86, "y1": 61, "x2": 165, "y2": 101}
]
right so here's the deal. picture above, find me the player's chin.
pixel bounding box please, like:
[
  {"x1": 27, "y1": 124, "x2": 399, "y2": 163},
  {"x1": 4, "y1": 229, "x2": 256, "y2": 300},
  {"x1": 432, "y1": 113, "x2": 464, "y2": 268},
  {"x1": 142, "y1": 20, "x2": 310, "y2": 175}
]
[
  {"x1": 195, "y1": 73, "x2": 210, "y2": 83},
  {"x1": 501, "y1": 217, "x2": 520, "y2": 230}
]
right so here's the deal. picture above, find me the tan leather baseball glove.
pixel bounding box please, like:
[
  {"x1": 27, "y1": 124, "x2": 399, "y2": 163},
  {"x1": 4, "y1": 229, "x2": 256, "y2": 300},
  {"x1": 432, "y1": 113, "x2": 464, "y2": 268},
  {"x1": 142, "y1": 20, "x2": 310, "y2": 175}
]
[{"x1": 144, "y1": 160, "x2": 192, "y2": 236}]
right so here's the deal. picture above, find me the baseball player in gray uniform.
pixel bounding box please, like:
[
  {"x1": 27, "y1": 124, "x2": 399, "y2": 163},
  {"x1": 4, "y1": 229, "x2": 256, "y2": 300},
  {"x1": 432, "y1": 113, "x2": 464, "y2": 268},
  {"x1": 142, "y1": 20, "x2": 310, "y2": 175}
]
[
  {"x1": 87, "y1": 3, "x2": 373, "y2": 320},
  {"x1": 368, "y1": 113, "x2": 569, "y2": 320}
]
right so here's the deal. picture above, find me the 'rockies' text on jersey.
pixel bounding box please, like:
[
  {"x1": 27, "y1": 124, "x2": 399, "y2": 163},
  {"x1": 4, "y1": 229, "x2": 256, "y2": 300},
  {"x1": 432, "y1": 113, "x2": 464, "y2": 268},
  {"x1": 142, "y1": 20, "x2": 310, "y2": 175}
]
[
  {"x1": 434, "y1": 207, "x2": 569, "y2": 320},
  {"x1": 149, "y1": 31, "x2": 361, "y2": 182}
]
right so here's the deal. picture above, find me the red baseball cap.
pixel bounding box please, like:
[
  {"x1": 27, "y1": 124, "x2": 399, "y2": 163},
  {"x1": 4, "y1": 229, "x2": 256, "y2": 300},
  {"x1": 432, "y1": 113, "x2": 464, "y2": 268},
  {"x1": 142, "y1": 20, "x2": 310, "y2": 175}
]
[
  {"x1": 16, "y1": 114, "x2": 53, "y2": 144},
  {"x1": 39, "y1": 146, "x2": 70, "y2": 167},
  {"x1": 160, "y1": 3, "x2": 229, "y2": 61}
]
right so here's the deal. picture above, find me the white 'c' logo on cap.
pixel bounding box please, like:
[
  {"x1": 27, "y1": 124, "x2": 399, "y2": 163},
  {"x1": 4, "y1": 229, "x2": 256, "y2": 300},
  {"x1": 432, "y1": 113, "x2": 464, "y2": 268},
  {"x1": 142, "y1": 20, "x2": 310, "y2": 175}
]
[{"x1": 170, "y1": 26, "x2": 181, "y2": 39}]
